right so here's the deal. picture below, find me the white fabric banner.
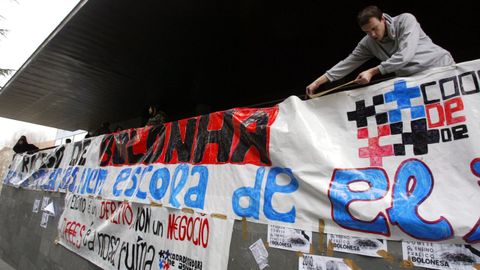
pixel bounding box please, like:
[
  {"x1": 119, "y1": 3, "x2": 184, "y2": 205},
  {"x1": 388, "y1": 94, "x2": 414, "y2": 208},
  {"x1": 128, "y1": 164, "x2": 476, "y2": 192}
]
[
  {"x1": 58, "y1": 193, "x2": 233, "y2": 270},
  {"x1": 5, "y1": 59, "x2": 480, "y2": 243}
]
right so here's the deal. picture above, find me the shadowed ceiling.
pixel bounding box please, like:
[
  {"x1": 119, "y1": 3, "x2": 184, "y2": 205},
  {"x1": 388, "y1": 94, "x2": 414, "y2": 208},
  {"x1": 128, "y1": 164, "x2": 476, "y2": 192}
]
[{"x1": 0, "y1": 0, "x2": 478, "y2": 131}]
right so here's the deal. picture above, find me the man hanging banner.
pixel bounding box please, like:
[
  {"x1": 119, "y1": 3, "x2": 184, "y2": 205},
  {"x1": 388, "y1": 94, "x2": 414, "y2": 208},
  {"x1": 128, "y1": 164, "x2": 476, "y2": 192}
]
[
  {"x1": 58, "y1": 193, "x2": 234, "y2": 270},
  {"x1": 4, "y1": 59, "x2": 480, "y2": 244}
]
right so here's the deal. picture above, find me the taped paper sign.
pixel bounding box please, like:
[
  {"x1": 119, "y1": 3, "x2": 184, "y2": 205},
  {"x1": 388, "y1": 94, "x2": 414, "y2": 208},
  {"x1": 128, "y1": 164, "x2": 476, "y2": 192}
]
[
  {"x1": 44, "y1": 202, "x2": 55, "y2": 216},
  {"x1": 268, "y1": 224, "x2": 312, "y2": 253},
  {"x1": 402, "y1": 241, "x2": 480, "y2": 269},
  {"x1": 299, "y1": 254, "x2": 352, "y2": 270},
  {"x1": 5, "y1": 60, "x2": 480, "y2": 243},
  {"x1": 32, "y1": 199, "x2": 40, "y2": 213},
  {"x1": 58, "y1": 193, "x2": 234, "y2": 270},
  {"x1": 327, "y1": 234, "x2": 386, "y2": 257},
  {"x1": 41, "y1": 196, "x2": 50, "y2": 211},
  {"x1": 249, "y1": 239, "x2": 269, "y2": 270},
  {"x1": 40, "y1": 212, "x2": 49, "y2": 228}
]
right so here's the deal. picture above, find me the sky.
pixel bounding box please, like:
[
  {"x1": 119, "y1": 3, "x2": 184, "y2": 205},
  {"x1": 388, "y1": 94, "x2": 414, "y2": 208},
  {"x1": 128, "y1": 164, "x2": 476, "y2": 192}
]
[
  {"x1": 0, "y1": 0, "x2": 80, "y2": 149},
  {"x1": 0, "y1": 117, "x2": 57, "y2": 149}
]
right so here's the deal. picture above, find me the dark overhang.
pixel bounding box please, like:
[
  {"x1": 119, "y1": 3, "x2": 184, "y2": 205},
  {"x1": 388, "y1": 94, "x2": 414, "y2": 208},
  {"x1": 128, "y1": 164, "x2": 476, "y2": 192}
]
[{"x1": 0, "y1": 0, "x2": 478, "y2": 131}]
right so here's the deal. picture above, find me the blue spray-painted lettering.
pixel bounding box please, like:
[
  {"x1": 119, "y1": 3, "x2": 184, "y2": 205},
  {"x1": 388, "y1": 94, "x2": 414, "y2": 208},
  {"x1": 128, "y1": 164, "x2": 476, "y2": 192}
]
[
  {"x1": 184, "y1": 166, "x2": 209, "y2": 209},
  {"x1": 93, "y1": 169, "x2": 108, "y2": 195},
  {"x1": 85, "y1": 169, "x2": 99, "y2": 194},
  {"x1": 465, "y1": 222, "x2": 480, "y2": 243},
  {"x1": 464, "y1": 158, "x2": 480, "y2": 243},
  {"x1": 59, "y1": 167, "x2": 73, "y2": 190},
  {"x1": 232, "y1": 167, "x2": 265, "y2": 219},
  {"x1": 472, "y1": 158, "x2": 480, "y2": 177},
  {"x1": 149, "y1": 167, "x2": 170, "y2": 200},
  {"x1": 124, "y1": 167, "x2": 142, "y2": 197},
  {"x1": 112, "y1": 168, "x2": 132, "y2": 197},
  {"x1": 3, "y1": 170, "x2": 15, "y2": 184},
  {"x1": 169, "y1": 164, "x2": 189, "y2": 208},
  {"x1": 263, "y1": 167, "x2": 298, "y2": 223},
  {"x1": 75, "y1": 168, "x2": 87, "y2": 194},
  {"x1": 135, "y1": 166, "x2": 153, "y2": 199},
  {"x1": 67, "y1": 167, "x2": 79, "y2": 192},
  {"x1": 330, "y1": 168, "x2": 389, "y2": 236},
  {"x1": 31, "y1": 169, "x2": 48, "y2": 189},
  {"x1": 42, "y1": 168, "x2": 62, "y2": 191},
  {"x1": 388, "y1": 159, "x2": 453, "y2": 241}
]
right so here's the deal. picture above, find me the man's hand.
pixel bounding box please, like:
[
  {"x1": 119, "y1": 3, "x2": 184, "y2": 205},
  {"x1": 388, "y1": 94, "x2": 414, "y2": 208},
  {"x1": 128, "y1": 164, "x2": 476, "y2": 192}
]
[
  {"x1": 306, "y1": 74, "x2": 329, "y2": 97},
  {"x1": 306, "y1": 81, "x2": 320, "y2": 96},
  {"x1": 355, "y1": 67, "x2": 380, "y2": 85}
]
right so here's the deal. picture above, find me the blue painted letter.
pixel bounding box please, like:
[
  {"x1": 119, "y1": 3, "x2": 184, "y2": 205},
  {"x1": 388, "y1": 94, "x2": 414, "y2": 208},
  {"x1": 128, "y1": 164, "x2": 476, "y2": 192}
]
[
  {"x1": 232, "y1": 167, "x2": 265, "y2": 219},
  {"x1": 135, "y1": 166, "x2": 153, "y2": 200},
  {"x1": 169, "y1": 164, "x2": 188, "y2": 208},
  {"x1": 388, "y1": 159, "x2": 453, "y2": 241},
  {"x1": 149, "y1": 167, "x2": 170, "y2": 201},
  {"x1": 263, "y1": 167, "x2": 298, "y2": 223},
  {"x1": 464, "y1": 158, "x2": 480, "y2": 243},
  {"x1": 112, "y1": 168, "x2": 132, "y2": 197},
  {"x1": 184, "y1": 166, "x2": 209, "y2": 209},
  {"x1": 329, "y1": 168, "x2": 390, "y2": 236}
]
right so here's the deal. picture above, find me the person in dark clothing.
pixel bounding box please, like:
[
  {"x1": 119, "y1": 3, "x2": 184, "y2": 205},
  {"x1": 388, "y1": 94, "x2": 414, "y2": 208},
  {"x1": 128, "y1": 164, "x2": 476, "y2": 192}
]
[
  {"x1": 145, "y1": 105, "x2": 167, "y2": 126},
  {"x1": 94, "y1": 122, "x2": 111, "y2": 136},
  {"x1": 84, "y1": 131, "x2": 94, "y2": 139},
  {"x1": 13, "y1": 135, "x2": 39, "y2": 154},
  {"x1": 114, "y1": 126, "x2": 123, "y2": 133}
]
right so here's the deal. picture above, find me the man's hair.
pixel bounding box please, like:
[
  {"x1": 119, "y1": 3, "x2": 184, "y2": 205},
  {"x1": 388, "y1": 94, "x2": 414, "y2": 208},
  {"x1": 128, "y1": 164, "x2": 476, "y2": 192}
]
[{"x1": 357, "y1": 5, "x2": 383, "y2": 26}]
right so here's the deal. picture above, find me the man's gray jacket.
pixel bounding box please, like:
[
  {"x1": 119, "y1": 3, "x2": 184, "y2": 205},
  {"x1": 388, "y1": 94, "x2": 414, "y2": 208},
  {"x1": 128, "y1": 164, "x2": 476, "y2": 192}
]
[{"x1": 325, "y1": 13, "x2": 454, "y2": 81}]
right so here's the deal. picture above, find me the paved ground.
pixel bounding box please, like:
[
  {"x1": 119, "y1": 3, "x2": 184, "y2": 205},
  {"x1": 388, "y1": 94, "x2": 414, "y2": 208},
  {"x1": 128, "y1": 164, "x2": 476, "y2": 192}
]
[{"x1": 0, "y1": 257, "x2": 14, "y2": 270}]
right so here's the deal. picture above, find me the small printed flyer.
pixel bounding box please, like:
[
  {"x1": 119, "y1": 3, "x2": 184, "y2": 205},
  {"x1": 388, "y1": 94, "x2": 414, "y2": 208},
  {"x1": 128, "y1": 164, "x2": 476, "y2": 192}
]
[
  {"x1": 32, "y1": 199, "x2": 41, "y2": 213},
  {"x1": 327, "y1": 234, "x2": 387, "y2": 257},
  {"x1": 299, "y1": 254, "x2": 351, "y2": 270},
  {"x1": 402, "y1": 241, "x2": 480, "y2": 270},
  {"x1": 40, "y1": 212, "x2": 49, "y2": 228},
  {"x1": 249, "y1": 239, "x2": 269, "y2": 270},
  {"x1": 41, "y1": 196, "x2": 50, "y2": 210},
  {"x1": 267, "y1": 224, "x2": 312, "y2": 253}
]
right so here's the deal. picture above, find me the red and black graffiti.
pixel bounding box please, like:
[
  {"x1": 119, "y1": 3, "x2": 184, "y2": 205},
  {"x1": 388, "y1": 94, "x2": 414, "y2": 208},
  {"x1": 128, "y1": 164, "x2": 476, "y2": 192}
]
[{"x1": 100, "y1": 107, "x2": 278, "y2": 167}]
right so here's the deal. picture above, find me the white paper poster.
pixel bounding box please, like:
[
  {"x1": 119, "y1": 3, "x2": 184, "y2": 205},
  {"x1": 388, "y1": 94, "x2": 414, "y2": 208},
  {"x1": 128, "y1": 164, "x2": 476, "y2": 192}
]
[
  {"x1": 40, "y1": 212, "x2": 49, "y2": 228},
  {"x1": 58, "y1": 193, "x2": 234, "y2": 270},
  {"x1": 299, "y1": 254, "x2": 352, "y2": 270},
  {"x1": 44, "y1": 202, "x2": 55, "y2": 216},
  {"x1": 268, "y1": 224, "x2": 312, "y2": 253},
  {"x1": 327, "y1": 233, "x2": 386, "y2": 257},
  {"x1": 249, "y1": 238, "x2": 269, "y2": 270},
  {"x1": 32, "y1": 199, "x2": 41, "y2": 213},
  {"x1": 41, "y1": 196, "x2": 49, "y2": 210},
  {"x1": 402, "y1": 241, "x2": 480, "y2": 269}
]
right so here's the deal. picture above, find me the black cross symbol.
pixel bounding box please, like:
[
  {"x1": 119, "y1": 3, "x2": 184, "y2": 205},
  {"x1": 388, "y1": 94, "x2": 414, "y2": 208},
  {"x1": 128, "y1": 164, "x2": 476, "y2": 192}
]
[
  {"x1": 390, "y1": 122, "x2": 406, "y2": 155},
  {"x1": 400, "y1": 119, "x2": 439, "y2": 155},
  {"x1": 347, "y1": 100, "x2": 376, "y2": 128}
]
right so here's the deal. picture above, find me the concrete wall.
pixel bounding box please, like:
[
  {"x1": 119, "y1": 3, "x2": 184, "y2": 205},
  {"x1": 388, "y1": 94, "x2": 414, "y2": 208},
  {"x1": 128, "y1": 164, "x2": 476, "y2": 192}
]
[
  {"x1": 0, "y1": 148, "x2": 14, "y2": 194},
  {"x1": 0, "y1": 185, "x2": 428, "y2": 270},
  {"x1": 0, "y1": 186, "x2": 100, "y2": 270}
]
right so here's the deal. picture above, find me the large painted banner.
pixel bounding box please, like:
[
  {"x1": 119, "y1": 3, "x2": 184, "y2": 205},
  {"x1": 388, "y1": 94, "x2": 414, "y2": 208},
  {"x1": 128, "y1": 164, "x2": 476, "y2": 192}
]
[
  {"x1": 4, "y1": 59, "x2": 480, "y2": 244},
  {"x1": 58, "y1": 193, "x2": 233, "y2": 270}
]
